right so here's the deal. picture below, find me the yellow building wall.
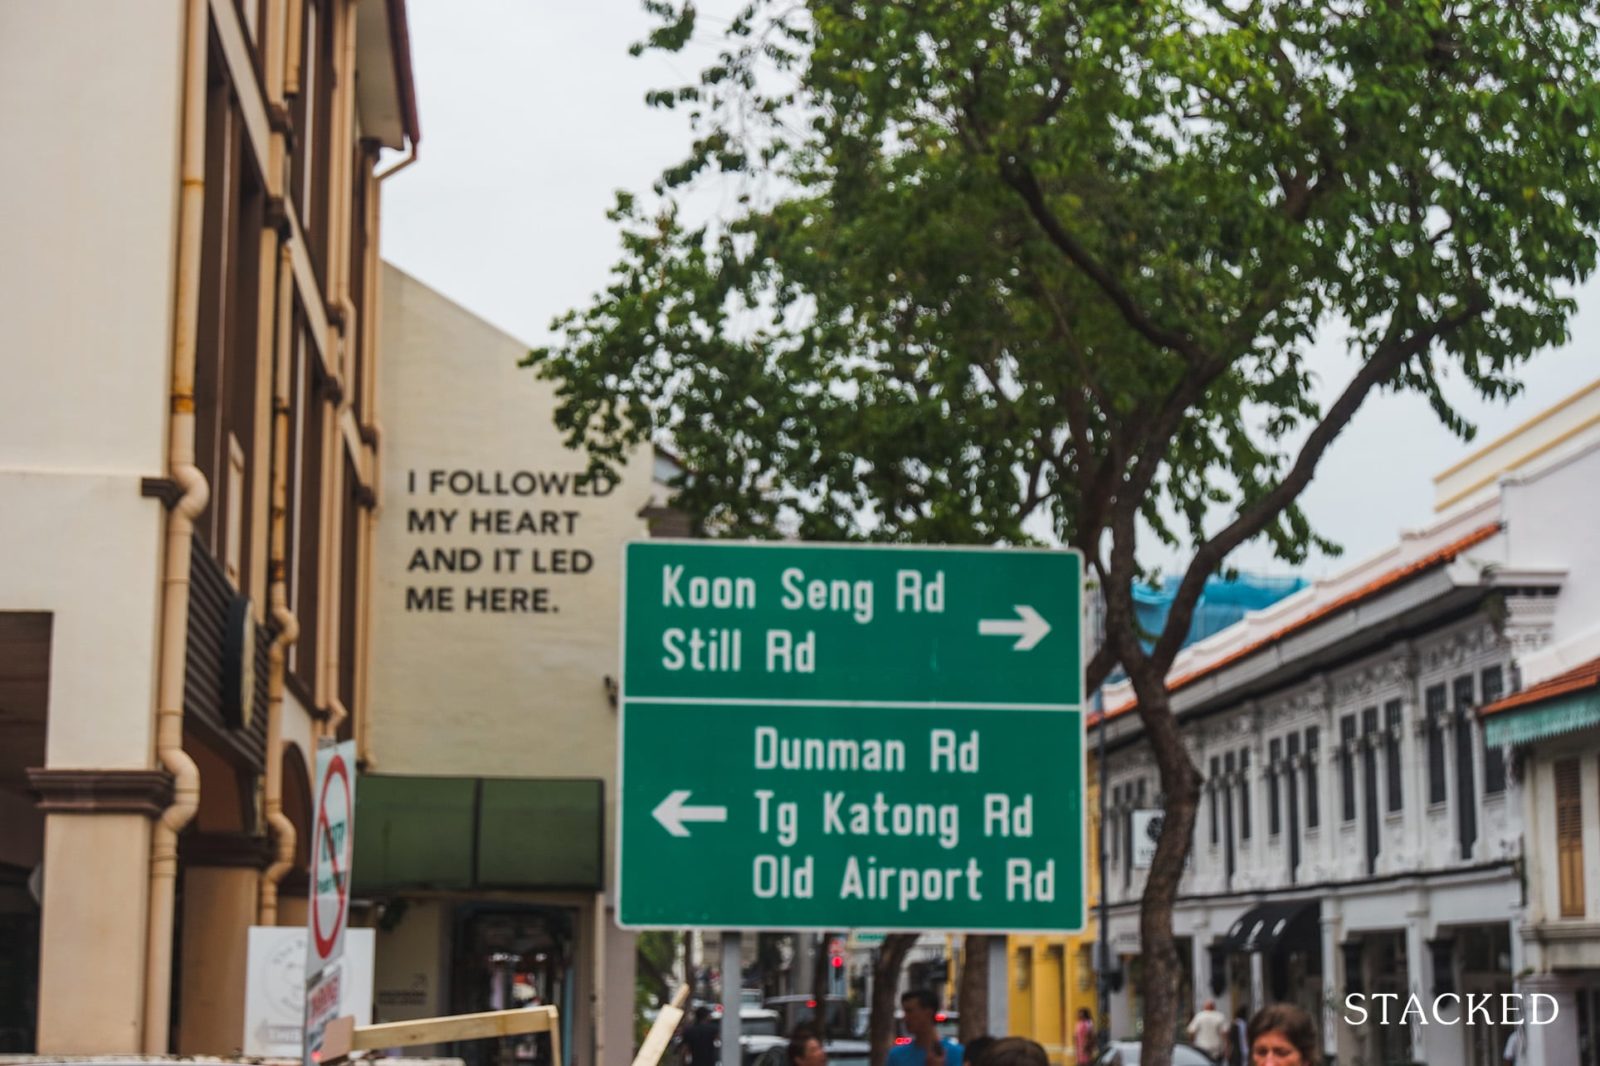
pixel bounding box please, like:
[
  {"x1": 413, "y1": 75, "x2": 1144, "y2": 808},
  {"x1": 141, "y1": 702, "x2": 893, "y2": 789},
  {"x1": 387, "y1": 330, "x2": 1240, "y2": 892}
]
[{"x1": 1007, "y1": 766, "x2": 1099, "y2": 1063}]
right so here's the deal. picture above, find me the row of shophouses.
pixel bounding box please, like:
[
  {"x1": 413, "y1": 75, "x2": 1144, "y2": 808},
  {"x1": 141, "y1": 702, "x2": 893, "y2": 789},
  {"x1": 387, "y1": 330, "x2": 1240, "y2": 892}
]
[{"x1": 998, "y1": 380, "x2": 1600, "y2": 1066}]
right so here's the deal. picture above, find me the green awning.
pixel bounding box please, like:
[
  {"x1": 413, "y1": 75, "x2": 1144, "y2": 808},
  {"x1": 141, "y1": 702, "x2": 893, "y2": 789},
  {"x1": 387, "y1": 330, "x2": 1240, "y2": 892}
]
[
  {"x1": 1485, "y1": 692, "x2": 1600, "y2": 747},
  {"x1": 353, "y1": 774, "x2": 603, "y2": 892}
]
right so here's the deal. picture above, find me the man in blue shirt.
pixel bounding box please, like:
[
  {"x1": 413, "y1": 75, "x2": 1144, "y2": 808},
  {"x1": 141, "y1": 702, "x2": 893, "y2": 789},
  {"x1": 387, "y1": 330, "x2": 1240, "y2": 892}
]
[{"x1": 887, "y1": 990, "x2": 963, "y2": 1066}]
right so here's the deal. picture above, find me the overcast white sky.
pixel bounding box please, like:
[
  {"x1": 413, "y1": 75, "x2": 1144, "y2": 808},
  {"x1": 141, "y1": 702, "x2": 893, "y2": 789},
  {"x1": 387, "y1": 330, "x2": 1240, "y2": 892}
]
[{"x1": 380, "y1": 0, "x2": 1600, "y2": 582}]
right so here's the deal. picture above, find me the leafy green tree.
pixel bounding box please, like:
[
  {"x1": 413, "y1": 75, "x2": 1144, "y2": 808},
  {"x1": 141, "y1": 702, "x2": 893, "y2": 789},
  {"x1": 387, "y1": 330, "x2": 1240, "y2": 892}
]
[
  {"x1": 530, "y1": 2, "x2": 1600, "y2": 1062},
  {"x1": 636, "y1": 931, "x2": 680, "y2": 1051}
]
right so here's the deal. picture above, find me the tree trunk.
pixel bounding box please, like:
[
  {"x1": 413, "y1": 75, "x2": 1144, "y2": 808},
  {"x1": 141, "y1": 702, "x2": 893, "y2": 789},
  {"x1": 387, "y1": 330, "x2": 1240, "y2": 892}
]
[
  {"x1": 870, "y1": 934, "x2": 918, "y2": 1066},
  {"x1": 956, "y1": 935, "x2": 990, "y2": 1042},
  {"x1": 1126, "y1": 661, "x2": 1203, "y2": 1066}
]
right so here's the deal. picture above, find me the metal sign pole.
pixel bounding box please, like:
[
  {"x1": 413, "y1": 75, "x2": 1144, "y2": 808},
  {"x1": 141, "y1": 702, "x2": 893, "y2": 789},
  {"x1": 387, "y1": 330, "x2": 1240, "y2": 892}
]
[{"x1": 720, "y1": 933, "x2": 742, "y2": 1064}]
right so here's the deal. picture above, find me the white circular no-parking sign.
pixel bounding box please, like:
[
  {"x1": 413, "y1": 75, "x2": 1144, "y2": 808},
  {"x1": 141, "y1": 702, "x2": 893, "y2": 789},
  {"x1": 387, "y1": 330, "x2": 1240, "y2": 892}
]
[{"x1": 309, "y1": 746, "x2": 353, "y2": 971}]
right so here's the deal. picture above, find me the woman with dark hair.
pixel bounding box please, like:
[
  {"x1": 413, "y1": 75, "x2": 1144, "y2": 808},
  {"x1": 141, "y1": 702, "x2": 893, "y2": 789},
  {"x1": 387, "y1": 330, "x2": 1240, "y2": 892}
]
[
  {"x1": 788, "y1": 1026, "x2": 826, "y2": 1066},
  {"x1": 973, "y1": 1037, "x2": 1048, "y2": 1066},
  {"x1": 963, "y1": 1034, "x2": 997, "y2": 1066},
  {"x1": 1072, "y1": 1008, "x2": 1095, "y2": 1064},
  {"x1": 1246, "y1": 1004, "x2": 1320, "y2": 1066}
]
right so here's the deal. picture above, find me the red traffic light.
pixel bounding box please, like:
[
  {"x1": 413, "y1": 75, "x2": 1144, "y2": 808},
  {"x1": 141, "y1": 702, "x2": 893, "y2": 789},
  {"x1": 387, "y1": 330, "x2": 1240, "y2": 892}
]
[{"x1": 831, "y1": 956, "x2": 844, "y2": 968}]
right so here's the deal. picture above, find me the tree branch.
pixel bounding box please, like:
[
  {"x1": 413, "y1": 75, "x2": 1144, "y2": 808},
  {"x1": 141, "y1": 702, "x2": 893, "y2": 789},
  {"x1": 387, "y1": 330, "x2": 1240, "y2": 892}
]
[
  {"x1": 1085, "y1": 641, "x2": 1118, "y2": 696},
  {"x1": 1148, "y1": 294, "x2": 1491, "y2": 671},
  {"x1": 998, "y1": 156, "x2": 1214, "y2": 366}
]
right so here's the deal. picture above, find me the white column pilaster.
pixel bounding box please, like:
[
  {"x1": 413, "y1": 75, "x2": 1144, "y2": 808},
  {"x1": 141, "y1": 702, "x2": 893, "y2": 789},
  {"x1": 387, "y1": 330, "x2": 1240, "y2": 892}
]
[
  {"x1": 1518, "y1": 973, "x2": 1580, "y2": 1066},
  {"x1": 1320, "y1": 911, "x2": 1347, "y2": 1064}
]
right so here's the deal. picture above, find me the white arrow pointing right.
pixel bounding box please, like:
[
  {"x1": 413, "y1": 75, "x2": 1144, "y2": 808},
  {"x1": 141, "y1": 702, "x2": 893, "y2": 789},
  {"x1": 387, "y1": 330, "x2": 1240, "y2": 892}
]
[
  {"x1": 652, "y1": 790, "x2": 729, "y2": 837},
  {"x1": 978, "y1": 604, "x2": 1052, "y2": 651}
]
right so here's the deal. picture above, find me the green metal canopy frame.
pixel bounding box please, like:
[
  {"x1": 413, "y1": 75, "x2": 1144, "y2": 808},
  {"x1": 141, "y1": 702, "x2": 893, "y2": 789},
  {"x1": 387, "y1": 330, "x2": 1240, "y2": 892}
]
[{"x1": 1484, "y1": 691, "x2": 1600, "y2": 747}]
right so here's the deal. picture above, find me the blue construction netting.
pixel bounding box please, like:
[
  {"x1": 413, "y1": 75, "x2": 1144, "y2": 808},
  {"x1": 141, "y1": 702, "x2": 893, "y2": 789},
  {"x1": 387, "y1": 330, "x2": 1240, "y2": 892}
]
[{"x1": 1132, "y1": 573, "x2": 1307, "y2": 653}]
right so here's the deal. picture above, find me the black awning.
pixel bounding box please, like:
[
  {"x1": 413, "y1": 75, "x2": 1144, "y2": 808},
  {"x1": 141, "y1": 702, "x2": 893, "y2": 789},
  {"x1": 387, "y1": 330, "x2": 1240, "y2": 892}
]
[{"x1": 1216, "y1": 898, "x2": 1320, "y2": 955}]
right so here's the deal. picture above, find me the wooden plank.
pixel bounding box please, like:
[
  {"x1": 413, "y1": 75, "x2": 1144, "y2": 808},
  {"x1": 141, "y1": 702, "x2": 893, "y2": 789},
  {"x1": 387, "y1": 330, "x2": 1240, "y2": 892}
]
[
  {"x1": 631, "y1": 986, "x2": 690, "y2": 1066},
  {"x1": 351, "y1": 1005, "x2": 559, "y2": 1052}
]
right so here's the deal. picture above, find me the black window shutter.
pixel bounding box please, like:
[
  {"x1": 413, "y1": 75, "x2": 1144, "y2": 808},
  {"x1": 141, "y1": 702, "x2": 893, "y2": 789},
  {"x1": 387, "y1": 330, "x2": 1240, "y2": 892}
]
[
  {"x1": 1286, "y1": 732, "x2": 1301, "y2": 881},
  {"x1": 1239, "y1": 749, "x2": 1252, "y2": 840},
  {"x1": 1305, "y1": 727, "x2": 1320, "y2": 829},
  {"x1": 1208, "y1": 756, "x2": 1220, "y2": 846},
  {"x1": 1482, "y1": 666, "x2": 1507, "y2": 795},
  {"x1": 1340, "y1": 714, "x2": 1357, "y2": 821},
  {"x1": 1385, "y1": 700, "x2": 1404, "y2": 812},
  {"x1": 1454, "y1": 674, "x2": 1478, "y2": 859},
  {"x1": 1268, "y1": 738, "x2": 1282, "y2": 836},
  {"x1": 1361, "y1": 707, "x2": 1381, "y2": 875}
]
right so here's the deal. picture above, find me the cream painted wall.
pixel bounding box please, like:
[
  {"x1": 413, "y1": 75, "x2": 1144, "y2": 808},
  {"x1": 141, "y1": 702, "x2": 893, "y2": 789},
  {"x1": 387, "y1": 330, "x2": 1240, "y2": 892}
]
[
  {"x1": 372, "y1": 899, "x2": 448, "y2": 1026},
  {"x1": 0, "y1": 3, "x2": 181, "y2": 474},
  {"x1": 0, "y1": 475, "x2": 165, "y2": 766},
  {"x1": 283, "y1": 689, "x2": 319, "y2": 769},
  {"x1": 369, "y1": 263, "x2": 655, "y2": 791},
  {"x1": 0, "y1": 3, "x2": 189, "y2": 768}
]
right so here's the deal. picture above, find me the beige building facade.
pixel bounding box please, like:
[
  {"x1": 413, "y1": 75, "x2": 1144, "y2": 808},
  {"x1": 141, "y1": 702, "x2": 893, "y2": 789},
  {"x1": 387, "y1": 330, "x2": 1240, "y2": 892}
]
[
  {"x1": 0, "y1": 0, "x2": 417, "y2": 1054},
  {"x1": 358, "y1": 263, "x2": 663, "y2": 1066}
]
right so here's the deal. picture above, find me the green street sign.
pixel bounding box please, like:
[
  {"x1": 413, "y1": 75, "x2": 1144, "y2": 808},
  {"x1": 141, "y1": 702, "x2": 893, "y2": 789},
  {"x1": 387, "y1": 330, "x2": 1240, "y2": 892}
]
[{"x1": 617, "y1": 542, "x2": 1084, "y2": 932}]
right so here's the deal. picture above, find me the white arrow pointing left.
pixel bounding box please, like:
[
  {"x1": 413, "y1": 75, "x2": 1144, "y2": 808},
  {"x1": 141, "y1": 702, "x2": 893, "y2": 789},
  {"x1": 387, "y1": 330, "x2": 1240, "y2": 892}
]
[
  {"x1": 978, "y1": 604, "x2": 1052, "y2": 651},
  {"x1": 652, "y1": 790, "x2": 729, "y2": 837}
]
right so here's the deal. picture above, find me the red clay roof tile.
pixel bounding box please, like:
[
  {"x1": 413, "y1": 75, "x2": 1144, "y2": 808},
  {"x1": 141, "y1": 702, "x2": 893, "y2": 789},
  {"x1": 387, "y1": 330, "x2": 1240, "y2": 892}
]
[
  {"x1": 1479, "y1": 655, "x2": 1600, "y2": 718},
  {"x1": 1089, "y1": 521, "x2": 1503, "y2": 726}
]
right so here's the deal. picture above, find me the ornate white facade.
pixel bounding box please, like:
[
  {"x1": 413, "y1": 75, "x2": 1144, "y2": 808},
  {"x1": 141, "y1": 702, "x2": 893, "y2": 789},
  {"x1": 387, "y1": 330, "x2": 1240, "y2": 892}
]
[{"x1": 1090, "y1": 402, "x2": 1600, "y2": 1066}]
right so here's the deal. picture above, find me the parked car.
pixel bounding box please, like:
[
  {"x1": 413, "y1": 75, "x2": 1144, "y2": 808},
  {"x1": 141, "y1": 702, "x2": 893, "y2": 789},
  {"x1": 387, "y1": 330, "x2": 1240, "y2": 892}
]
[
  {"x1": 850, "y1": 1008, "x2": 960, "y2": 1043},
  {"x1": 1094, "y1": 1041, "x2": 1220, "y2": 1066},
  {"x1": 740, "y1": 1008, "x2": 783, "y2": 1038},
  {"x1": 766, "y1": 994, "x2": 853, "y2": 1037}
]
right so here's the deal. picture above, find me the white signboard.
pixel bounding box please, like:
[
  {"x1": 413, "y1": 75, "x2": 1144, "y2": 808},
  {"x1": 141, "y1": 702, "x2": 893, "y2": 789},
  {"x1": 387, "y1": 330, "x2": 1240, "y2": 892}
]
[
  {"x1": 244, "y1": 927, "x2": 374, "y2": 1057},
  {"x1": 305, "y1": 964, "x2": 343, "y2": 1065},
  {"x1": 1132, "y1": 808, "x2": 1164, "y2": 869}
]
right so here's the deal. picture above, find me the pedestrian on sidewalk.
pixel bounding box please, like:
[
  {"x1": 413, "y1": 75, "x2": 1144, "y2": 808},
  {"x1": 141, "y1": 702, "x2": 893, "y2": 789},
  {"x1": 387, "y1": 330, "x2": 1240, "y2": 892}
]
[
  {"x1": 1073, "y1": 1009, "x2": 1096, "y2": 1064},
  {"x1": 1187, "y1": 999, "x2": 1228, "y2": 1058},
  {"x1": 887, "y1": 990, "x2": 964, "y2": 1066},
  {"x1": 683, "y1": 1007, "x2": 720, "y2": 1066}
]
